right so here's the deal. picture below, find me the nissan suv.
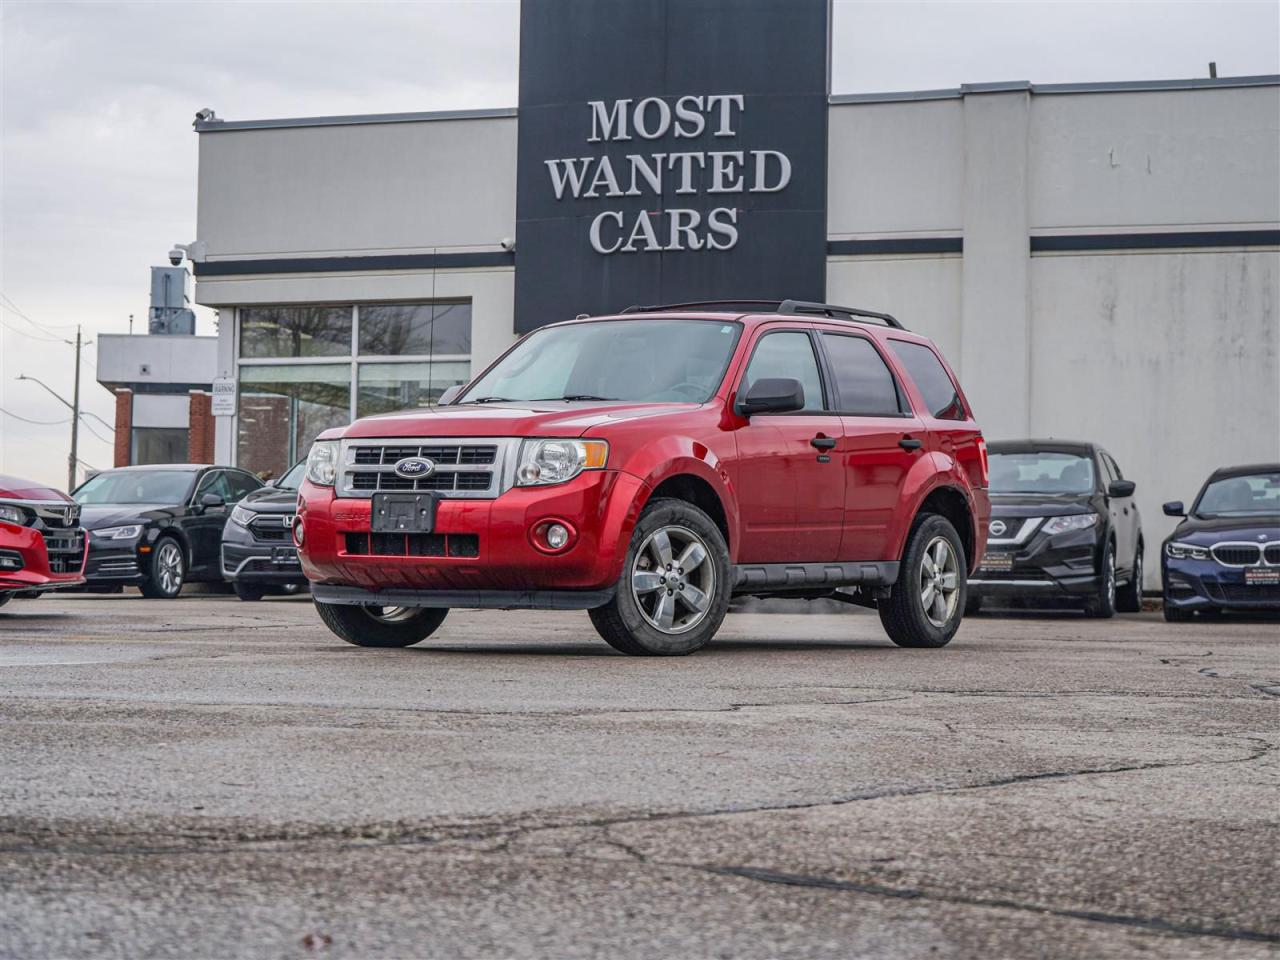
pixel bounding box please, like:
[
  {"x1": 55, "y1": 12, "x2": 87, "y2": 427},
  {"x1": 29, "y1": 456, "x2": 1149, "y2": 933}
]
[{"x1": 296, "y1": 301, "x2": 990, "y2": 655}]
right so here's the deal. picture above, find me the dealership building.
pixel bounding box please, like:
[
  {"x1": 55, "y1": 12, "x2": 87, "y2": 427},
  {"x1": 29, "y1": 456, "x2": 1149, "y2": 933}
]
[{"x1": 183, "y1": 2, "x2": 1278, "y2": 585}]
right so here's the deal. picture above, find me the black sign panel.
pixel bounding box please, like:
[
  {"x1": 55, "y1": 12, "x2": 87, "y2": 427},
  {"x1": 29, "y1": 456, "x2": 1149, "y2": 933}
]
[{"x1": 515, "y1": 0, "x2": 830, "y2": 332}]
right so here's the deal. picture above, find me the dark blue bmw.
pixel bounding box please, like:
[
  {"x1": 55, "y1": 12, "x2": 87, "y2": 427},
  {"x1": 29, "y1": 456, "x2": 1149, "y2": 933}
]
[{"x1": 1161, "y1": 464, "x2": 1280, "y2": 621}]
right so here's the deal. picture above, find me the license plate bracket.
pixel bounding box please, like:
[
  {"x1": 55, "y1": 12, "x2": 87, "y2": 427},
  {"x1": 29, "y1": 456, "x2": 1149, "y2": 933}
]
[
  {"x1": 1244, "y1": 567, "x2": 1280, "y2": 586},
  {"x1": 272, "y1": 546, "x2": 299, "y2": 566},
  {"x1": 371, "y1": 493, "x2": 438, "y2": 534},
  {"x1": 979, "y1": 552, "x2": 1013, "y2": 573}
]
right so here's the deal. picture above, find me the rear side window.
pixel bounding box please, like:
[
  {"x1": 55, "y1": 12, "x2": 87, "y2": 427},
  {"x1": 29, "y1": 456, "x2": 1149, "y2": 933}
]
[
  {"x1": 742, "y1": 331, "x2": 826, "y2": 412},
  {"x1": 889, "y1": 340, "x2": 965, "y2": 420},
  {"x1": 821, "y1": 334, "x2": 902, "y2": 416}
]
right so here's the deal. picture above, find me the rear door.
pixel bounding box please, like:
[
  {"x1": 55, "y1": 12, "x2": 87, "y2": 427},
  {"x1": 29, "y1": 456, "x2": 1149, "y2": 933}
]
[
  {"x1": 731, "y1": 327, "x2": 845, "y2": 562},
  {"x1": 817, "y1": 331, "x2": 925, "y2": 560}
]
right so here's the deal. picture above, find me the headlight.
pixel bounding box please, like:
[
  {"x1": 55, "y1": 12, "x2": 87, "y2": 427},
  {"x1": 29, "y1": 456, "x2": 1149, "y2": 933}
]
[
  {"x1": 306, "y1": 440, "x2": 339, "y2": 486},
  {"x1": 1042, "y1": 514, "x2": 1099, "y2": 536},
  {"x1": 516, "y1": 439, "x2": 608, "y2": 486},
  {"x1": 230, "y1": 505, "x2": 256, "y2": 528},
  {"x1": 1166, "y1": 541, "x2": 1209, "y2": 561},
  {"x1": 0, "y1": 504, "x2": 26, "y2": 525},
  {"x1": 92, "y1": 524, "x2": 143, "y2": 540}
]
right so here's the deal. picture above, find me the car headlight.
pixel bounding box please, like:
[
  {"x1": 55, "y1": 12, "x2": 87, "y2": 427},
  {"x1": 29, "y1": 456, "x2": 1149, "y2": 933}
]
[
  {"x1": 92, "y1": 524, "x2": 143, "y2": 540},
  {"x1": 1166, "y1": 541, "x2": 1209, "y2": 561},
  {"x1": 306, "y1": 440, "x2": 339, "y2": 486},
  {"x1": 230, "y1": 505, "x2": 256, "y2": 528},
  {"x1": 516, "y1": 439, "x2": 608, "y2": 486},
  {"x1": 1042, "y1": 514, "x2": 1099, "y2": 536},
  {"x1": 0, "y1": 504, "x2": 26, "y2": 525}
]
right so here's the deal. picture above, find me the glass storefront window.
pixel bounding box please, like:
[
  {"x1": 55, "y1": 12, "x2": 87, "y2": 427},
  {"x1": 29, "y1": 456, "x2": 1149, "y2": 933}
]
[
  {"x1": 240, "y1": 306, "x2": 352, "y2": 358},
  {"x1": 357, "y1": 361, "x2": 471, "y2": 417},
  {"x1": 131, "y1": 427, "x2": 189, "y2": 465},
  {"x1": 236, "y1": 364, "x2": 351, "y2": 478},
  {"x1": 358, "y1": 302, "x2": 472, "y2": 357}
]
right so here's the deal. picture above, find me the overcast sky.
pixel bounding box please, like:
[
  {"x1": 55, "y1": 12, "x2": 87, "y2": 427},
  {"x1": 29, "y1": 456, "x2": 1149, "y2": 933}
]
[{"x1": 2, "y1": 0, "x2": 1277, "y2": 489}]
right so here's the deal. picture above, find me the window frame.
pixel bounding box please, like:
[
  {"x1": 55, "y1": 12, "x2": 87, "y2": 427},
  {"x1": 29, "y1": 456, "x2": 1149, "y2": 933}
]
[
  {"x1": 734, "y1": 326, "x2": 835, "y2": 416},
  {"x1": 813, "y1": 330, "x2": 912, "y2": 418}
]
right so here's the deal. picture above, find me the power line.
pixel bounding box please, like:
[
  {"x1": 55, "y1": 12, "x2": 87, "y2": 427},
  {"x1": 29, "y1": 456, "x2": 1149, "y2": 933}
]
[
  {"x1": 0, "y1": 407, "x2": 71, "y2": 426},
  {"x1": 0, "y1": 293, "x2": 78, "y2": 334},
  {"x1": 0, "y1": 317, "x2": 68, "y2": 344}
]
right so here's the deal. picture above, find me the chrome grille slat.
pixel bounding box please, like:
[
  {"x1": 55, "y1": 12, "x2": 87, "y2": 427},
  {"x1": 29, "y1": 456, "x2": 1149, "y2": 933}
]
[{"x1": 337, "y1": 437, "x2": 517, "y2": 500}]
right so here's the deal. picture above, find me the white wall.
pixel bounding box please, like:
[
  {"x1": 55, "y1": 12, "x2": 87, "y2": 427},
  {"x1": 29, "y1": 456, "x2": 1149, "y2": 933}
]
[
  {"x1": 132, "y1": 393, "x2": 190, "y2": 429},
  {"x1": 96, "y1": 334, "x2": 218, "y2": 387}
]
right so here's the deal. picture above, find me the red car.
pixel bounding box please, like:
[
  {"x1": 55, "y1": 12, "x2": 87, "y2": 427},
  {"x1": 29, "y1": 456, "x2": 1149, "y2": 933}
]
[
  {"x1": 297, "y1": 300, "x2": 990, "y2": 655},
  {"x1": 0, "y1": 474, "x2": 88, "y2": 606}
]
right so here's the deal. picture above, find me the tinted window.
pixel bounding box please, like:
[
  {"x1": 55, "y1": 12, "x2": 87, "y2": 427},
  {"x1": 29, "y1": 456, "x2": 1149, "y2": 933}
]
[
  {"x1": 1102, "y1": 452, "x2": 1124, "y2": 482},
  {"x1": 742, "y1": 331, "x2": 826, "y2": 412},
  {"x1": 822, "y1": 334, "x2": 901, "y2": 415},
  {"x1": 357, "y1": 302, "x2": 472, "y2": 356},
  {"x1": 226, "y1": 471, "x2": 262, "y2": 502},
  {"x1": 889, "y1": 340, "x2": 965, "y2": 420},
  {"x1": 195, "y1": 470, "x2": 234, "y2": 503},
  {"x1": 239, "y1": 306, "x2": 352, "y2": 358}
]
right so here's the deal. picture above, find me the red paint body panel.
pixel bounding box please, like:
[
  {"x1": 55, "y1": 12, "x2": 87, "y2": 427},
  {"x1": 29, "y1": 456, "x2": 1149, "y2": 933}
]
[
  {"x1": 299, "y1": 310, "x2": 990, "y2": 593},
  {"x1": 0, "y1": 477, "x2": 88, "y2": 593}
]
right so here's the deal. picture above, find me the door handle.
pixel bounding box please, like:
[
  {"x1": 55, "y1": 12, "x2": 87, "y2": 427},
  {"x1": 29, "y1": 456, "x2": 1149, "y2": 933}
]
[
  {"x1": 899, "y1": 437, "x2": 923, "y2": 451},
  {"x1": 810, "y1": 436, "x2": 837, "y2": 450}
]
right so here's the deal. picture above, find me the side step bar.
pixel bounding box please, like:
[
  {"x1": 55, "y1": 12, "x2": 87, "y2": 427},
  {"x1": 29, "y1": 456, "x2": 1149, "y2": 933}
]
[{"x1": 731, "y1": 561, "x2": 899, "y2": 594}]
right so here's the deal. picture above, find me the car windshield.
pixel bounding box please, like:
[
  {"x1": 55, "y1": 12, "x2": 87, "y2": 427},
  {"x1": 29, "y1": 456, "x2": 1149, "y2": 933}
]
[
  {"x1": 73, "y1": 470, "x2": 196, "y2": 505},
  {"x1": 988, "y1": 452, "x2": 1095, "y2": 495},
  {"x1": 1194, "y1": 472, "x2": 1280, "y2": 517},
  {"x1": 461, "y1": 319, "x2": 742, "y2": 404},
  {"x1": 275, "y1": 461, "x2": 307, "y2": 491}
]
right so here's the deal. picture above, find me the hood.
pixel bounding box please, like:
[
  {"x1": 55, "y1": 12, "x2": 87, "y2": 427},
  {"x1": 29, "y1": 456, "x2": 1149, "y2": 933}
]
[
  {"x1": 1167, "y1": 514, "x2": 1280, "y2": 545},
  {"x1": 240, "y1": 485, "x2": 300, "y2": 513},
  {"x1": 78, "y1": 504, "x2": 178, "y2": 529},
  {"x1": 0, "y1": 474, "x2": 72, "y2": 502},
  {"x1": 988, "y1": 492, "x2": 1097, "y2": 518},
  {"x1": 334, "y1": 400, "x2": 702, "y2": 440}
]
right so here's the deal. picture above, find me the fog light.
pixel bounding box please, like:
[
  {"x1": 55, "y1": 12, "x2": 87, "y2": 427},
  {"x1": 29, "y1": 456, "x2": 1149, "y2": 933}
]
[
  {"x1": 0, "y1": 551, "x2": 23, "y2": 570},
  {"x1": 293, "y1": 518, "x2": 305, "y2": 547},
  {"x1": 546, "y1": 523, "x2": 569, "y2": 550}
]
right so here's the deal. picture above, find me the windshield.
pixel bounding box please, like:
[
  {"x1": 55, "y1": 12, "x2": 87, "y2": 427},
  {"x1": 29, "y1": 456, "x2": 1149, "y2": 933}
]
[
  {"x1": 276, "y1": 461, "x2": 307, "y2": 491},
  {"x1": 988, "y1": 452, "x2": 1096, "y2": 495},
  {"x1": 73, "y1": 470, "x2": 196, "y2": 505},
  {"x1": 461, "y1": 319, "x2": 742, "y2": 404},
  {"x1": 1194, "y1": 472, "x2": 1280, "y2": 517}
]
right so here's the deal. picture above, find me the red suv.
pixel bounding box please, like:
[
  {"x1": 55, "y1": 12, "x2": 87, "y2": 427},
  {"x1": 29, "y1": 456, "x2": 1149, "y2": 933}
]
[
  {"x1": 297, "y1": 301, "x2": 989, "y2": 655},
  {"x1": 0, "y1": 474, "x2": 88, "y2": 607}
]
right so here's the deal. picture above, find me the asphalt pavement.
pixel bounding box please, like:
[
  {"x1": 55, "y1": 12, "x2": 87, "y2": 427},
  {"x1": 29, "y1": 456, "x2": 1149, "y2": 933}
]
[{"x1": 0, "y1": 593, "x2": 1276, "y2": 959}]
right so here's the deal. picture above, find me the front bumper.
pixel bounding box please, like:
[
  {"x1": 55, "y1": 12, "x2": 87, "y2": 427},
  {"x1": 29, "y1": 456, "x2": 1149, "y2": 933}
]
[
  {"x1": 82, "y1": 540, "x2": 146, "y2": 585},
  {"x1": 298, "y1": 469, "x2": 648, "y2": 594},
  {"x1": 0, "y1": 522, "x2": 87, "y2": 593},
  {"x1": 968, "y1": 526, "x2": 1101, "y2": 599},
  {"x1": 1163, "y1": 556, "x2": 1280, "y2": 611},
  {"x1": 221, "y1": 519, "x2": 308, "y2": 585}
]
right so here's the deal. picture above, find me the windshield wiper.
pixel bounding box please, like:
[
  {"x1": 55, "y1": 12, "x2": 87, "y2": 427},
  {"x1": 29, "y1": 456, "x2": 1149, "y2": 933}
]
[
  {"x1": 458, "y1": 396, "x2": 514, "y2": 404},
  {"x1": 536, "y1": 394, "x2": 617, "y2": 402}
]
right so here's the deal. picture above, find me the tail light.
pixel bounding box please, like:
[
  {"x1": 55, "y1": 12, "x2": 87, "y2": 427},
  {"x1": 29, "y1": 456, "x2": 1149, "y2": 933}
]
[{"x1": 976, "y1": 437, "x2": 989, "y2": 487}]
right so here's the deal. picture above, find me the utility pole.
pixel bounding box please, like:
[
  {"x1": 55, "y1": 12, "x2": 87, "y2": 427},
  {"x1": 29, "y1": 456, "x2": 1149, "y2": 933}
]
[{"x1": 68, "y1": 325, "x2": 82, "y2": 492}]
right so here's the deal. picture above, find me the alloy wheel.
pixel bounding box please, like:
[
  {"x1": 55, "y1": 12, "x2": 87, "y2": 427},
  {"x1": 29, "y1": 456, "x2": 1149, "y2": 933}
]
[
  {"x1": 919, "y1": 535, "x2": 960, "y2": 628},
  {"x1": 364, "y1": 606, "x2": 419, "y2": 623},
  {"x1": 630, "y1": 524, "x2": 715, "y2": 634},
  {"x1": 156, "y1": 541, "x2": 183, "y2": 595}
]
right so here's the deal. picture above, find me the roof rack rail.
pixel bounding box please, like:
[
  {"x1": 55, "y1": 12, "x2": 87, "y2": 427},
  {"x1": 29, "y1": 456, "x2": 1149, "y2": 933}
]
[{"x1": 618, "y1": 299, "x2": 905, "y2": 330}]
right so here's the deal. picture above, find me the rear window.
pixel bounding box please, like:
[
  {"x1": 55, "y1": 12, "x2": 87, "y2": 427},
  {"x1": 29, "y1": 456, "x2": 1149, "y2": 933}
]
[
  {"x1": 821, "y1": 334, "x2": 902, "y2": 416},
  {"x1": 889, "y1": 340, "x2": 965, "y2": 420}
]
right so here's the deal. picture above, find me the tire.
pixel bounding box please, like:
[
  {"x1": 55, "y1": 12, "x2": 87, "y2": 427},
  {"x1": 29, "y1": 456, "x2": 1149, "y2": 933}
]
[
  {"x1": 588, "y1": 498, "x2": 732, "y2": 656},
  {"x1": 1116, "y1": 541, "x2": 1143, "y2": 613},
  {"x1": 315, "y1": 600, "x2": 448, "y2": 648},
  {"x1": 233, "y1": 581, "x2": 268, "y2": 602},
  {"x1": 1163, "y1": 601, "x2": 1192, "y2": 622},
  {"x1": 0, "y1": 594, "x2": 10, "y2": 608},
  {"x1": 139, "y1": 537, "x2": 185, "y2": 599},
  {"x1": 879, "y1": 513, "x2": 966, "y2": 649},
  {"x1": 964, "y1": 594, "x2": 982, "y2": 616},
  {"x1": 1084, "y1": 540, "x2": 1117, "y2": 619}
]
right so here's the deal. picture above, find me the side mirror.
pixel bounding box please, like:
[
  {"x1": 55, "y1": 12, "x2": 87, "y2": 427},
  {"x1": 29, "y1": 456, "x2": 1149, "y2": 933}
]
[
  {"x1": 736, "y1": 377, "x2": 805, "y2": 417},
  {"x1": 1108, "y1": 479, "x2": 1136, "y2": 498},
  {"x1": 437, "y1": 385, "x2": 464, "y2": 406},
  {"x1": 1162, "y1": 500, "x2": 1186, "y2": 517},
  {"x1": 199, "y1": 493, "x2": 225, "y2": 512}
]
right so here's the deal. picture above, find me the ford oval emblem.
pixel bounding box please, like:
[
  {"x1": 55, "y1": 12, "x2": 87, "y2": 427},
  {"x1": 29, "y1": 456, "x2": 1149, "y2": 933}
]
[{"x1": 393, "y1": 456, "x2": 436, "y2": 479}]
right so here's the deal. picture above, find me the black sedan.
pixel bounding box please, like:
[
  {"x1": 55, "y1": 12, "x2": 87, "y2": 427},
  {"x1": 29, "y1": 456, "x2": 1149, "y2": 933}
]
[
  {"x1": 1161, "y1": 464, "x2": 1280, "y2": 621},
  {"x1": 72, "y1": 464, "x2": 263, "y2": 598},
  {"x1": 221, "y1": 460, "x2": 308, "y2": 601},
  {"x1": 968, "y1": 440, "x2": 1144, "y2": 617}
]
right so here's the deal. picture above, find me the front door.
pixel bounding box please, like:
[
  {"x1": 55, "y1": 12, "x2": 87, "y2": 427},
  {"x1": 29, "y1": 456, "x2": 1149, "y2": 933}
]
[
  {"x1": 732, "y1": 328, "x2": 845, "y2": 562},
  {"x1": 188, "y1": 469, "x2": 232, "y2": 576}
]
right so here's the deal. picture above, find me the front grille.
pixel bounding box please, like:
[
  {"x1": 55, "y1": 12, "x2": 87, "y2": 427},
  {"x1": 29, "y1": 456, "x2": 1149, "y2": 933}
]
[
  {"x1": 43, "y1": 529, "x2": 86, "y2": 574},
  {"x1": 1211, "y1": 544, "x2": 1262, "y2": 566},
  {"x1": 248, "y1": 517, "x2": 290, "y2": 541},
  {"x1": 34, "y1": 503, "x2": 81, "y2": 528},
  {"x1": 344, "y1": 532, "x2": 480, "y2": 559},
  {"x1": 338, "y1": 438, "x2": 516, "y2": 500},
  {"x1": 1265, "y1": 544, "x2": 1280, "y2": 564},
  {"x1": 1207, "y1": 583, "x2": 1280, "y2": 603}
]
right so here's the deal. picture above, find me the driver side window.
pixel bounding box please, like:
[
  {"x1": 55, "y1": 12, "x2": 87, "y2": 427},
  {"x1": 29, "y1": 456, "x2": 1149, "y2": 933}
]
[
  {"x1": 195, "y1": 470, "x2": 232, "y2": 504},
  {"x1": 741, "y1": 331, "x2": 826, "y2": 412}
]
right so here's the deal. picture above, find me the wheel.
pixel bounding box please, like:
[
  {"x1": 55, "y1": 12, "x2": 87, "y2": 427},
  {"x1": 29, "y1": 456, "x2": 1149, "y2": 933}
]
[
  {"x1": 879, "y1": 513, "x2": 966, "y2": 648},
  {"x1": 233, "y1": 581, "x2": 267, "y2": 602},
  {"x1": 588, "y1": 498, "x2": 732, "y2": 656},
  {"x1": 1084, "y1": 540, "x2": 1116, "y2": 618},
  {"x1": 139, "y1": 537, "x2": 185, "y2": 599},
  {"x1": 1163, "y1": 599, "x2": 1192, "y2": 622},
  {"x1": 315, "y1": 600, "x2": 448, "y2": 647},
  {"x1": 1116, "y1": 541, "x2": 1143, "y2": 613},
  {"x1": 964, "y1": 594, "x2": 982, "y2": 616}
]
